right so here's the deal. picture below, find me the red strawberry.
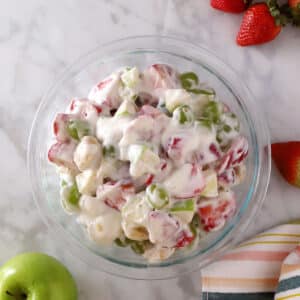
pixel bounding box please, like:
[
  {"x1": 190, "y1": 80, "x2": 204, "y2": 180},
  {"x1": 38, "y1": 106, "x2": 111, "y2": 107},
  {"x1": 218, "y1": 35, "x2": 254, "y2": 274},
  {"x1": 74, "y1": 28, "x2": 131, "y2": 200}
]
[
  {"x1": 288, "y1": 0, "x2": 300, "y2": 26},
  {"x1": 198, "y1": 191, "x2": 236, "y2": 232},
  {"x1": 237, "y1": 3, "x2": 282, "y2": 46},
  {"x1": 289, "y1": 0, "x2": 300, "y2": 8},
  {"x1": 175, "y1": 231, "x2": 195, "y2": 248},
  {"x1": 211, "y1": 0, "x2": 248, "y2": 13},
  {"x1": 48, "y1": 141, "x2": 78, "y2": 170},
  {"x1": 271, "y1": 141, "x2": 300, "y2": 188}
]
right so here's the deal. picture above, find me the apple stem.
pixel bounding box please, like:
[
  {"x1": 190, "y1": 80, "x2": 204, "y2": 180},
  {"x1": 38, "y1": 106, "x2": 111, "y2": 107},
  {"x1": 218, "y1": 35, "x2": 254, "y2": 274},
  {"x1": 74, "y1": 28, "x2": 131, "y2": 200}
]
[{"x1": 5, "y1": 291, "x2": 27, "y2": 300}]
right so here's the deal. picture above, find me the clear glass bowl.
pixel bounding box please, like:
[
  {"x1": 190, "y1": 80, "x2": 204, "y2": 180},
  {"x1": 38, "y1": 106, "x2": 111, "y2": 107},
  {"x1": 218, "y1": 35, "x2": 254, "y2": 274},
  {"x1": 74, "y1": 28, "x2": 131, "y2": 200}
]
[{"x1": 27, "y1": 36, "x2": 271, "y2": 280}]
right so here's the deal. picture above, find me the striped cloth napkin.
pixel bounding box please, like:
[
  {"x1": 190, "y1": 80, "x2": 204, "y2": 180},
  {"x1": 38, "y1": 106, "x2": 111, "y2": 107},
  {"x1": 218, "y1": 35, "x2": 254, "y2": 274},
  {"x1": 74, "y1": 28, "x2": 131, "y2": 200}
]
[{"x1": 201, "y1": 221, "x2": 300, "y2": 300}]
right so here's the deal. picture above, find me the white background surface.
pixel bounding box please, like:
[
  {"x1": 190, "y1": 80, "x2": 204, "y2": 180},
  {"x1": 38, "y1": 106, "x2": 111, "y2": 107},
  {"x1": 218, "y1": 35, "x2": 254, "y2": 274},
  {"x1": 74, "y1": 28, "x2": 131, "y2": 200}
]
[{"x1": 1, "y1": 1, "x2": 300, "y2": 299}]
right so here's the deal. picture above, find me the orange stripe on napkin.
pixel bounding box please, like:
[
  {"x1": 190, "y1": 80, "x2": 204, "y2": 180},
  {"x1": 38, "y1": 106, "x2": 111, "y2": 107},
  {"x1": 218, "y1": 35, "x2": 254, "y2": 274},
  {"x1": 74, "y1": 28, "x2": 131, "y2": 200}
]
[
  {"x1": 202, "y1": 277, "x2": 279, "y2": 290},
  {"x1": 222, "y1": 251, "x2": 290, "y2": 262}
]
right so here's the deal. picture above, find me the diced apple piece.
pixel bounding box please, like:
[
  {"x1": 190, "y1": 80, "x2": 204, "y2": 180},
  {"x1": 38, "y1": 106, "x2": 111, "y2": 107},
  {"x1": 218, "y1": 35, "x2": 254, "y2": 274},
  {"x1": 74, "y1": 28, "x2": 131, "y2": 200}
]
[
  {"x1": 170, "y1": 198, "x2": 195, "y2": 212},
  {"x1": 76, "y1": 169, "x2": 98, "y2": 196},
  {"x1": 119, "y1": 67, "x2": 140, "y2": 101},
  {"x1": 234, "y1": 164, "x2": 246, "y2": 185},
  {"x1": 189, "y1": 94, "x2": 210, "y2": 119},
  {"x1": 87, "y1": 211, "x2": 122, "y2": 245},
  {"x1": 97, "y1": 116, "x2": 132, "y2": 147},
  {"x1": 146, "y1": 184, "x2": 169, "y2": 209},
  {"x1": 171, "y1": 211, "x2": 194, "y2": 224},
  {"x1": 115, "y1": 99, "x2": 137, "y2": 117},
  {"x1": 172, "y1": 105, "x2": 194, "y2": 126},
  {"x1": 121, "y1": 67, "x2": 140, "y2": 88},
  {"x1": 164, "y1": 89, "x2": 192, "y2": 112},
  {"x1": 67, "y1": 119, "x2": 91, "y2": 141},
  {"x1": 170, "y1": 198, "x2": 195, "y2": 223},
  {"x1": 73, "y1": 136, "x2": 102, "y2": 171},
  {"x1": 79, "y1": 194, "x2": 110, "y2": 217},
  {"x1": 163, "y1": 163, "x2": 205, "y2": 199},
  {"x1": 128, "y1": 144, "x2": 160, "y2": 178},
  {"x1": 201, "y1": 170, "x2": 218, "y2": 198}
]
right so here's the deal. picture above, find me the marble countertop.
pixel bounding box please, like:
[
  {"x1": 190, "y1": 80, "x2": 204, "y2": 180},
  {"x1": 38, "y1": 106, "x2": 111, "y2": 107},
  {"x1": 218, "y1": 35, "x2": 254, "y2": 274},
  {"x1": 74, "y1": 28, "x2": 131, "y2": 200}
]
[{"x1": 1, "y1": 0, "x2": 300, "y2": 299}]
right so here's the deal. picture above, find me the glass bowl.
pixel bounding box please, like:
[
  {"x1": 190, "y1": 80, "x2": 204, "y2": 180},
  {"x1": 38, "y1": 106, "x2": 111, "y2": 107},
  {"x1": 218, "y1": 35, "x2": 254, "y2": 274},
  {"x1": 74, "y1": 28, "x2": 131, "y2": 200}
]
[{"x1": 27, "y1": 36, "x2": 271, "y2": 280}]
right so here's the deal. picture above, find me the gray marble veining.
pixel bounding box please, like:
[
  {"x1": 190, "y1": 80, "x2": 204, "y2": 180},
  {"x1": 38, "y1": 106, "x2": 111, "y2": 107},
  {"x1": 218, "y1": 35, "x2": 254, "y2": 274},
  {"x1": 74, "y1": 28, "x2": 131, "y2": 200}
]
[{"x1": 1, "y1": 0, "x2": 300, "y2": 299}]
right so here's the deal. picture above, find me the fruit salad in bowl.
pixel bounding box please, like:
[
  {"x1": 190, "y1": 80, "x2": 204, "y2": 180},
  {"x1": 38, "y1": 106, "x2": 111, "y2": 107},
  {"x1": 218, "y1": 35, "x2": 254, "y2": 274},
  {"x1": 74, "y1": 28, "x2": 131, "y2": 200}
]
[
  {"x1": 28, "y1": 36, "x2": 270, "y2": 279},
  {"x1": 47, "y1": 64, "x2": 248, "y2": 262}
]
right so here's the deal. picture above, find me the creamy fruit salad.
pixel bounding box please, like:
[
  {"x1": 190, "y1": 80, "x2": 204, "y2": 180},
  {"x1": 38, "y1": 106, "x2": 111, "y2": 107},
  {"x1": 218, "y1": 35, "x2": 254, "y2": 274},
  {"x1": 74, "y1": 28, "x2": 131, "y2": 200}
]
[{"x1": 48, "y1": 64, "x2": 248, "y2": 262}]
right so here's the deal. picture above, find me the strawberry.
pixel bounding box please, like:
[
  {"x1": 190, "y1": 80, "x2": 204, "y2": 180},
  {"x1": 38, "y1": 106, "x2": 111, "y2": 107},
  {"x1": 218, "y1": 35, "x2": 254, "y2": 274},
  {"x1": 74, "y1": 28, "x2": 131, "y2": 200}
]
[
  {"x1": 217, "y1": 136, "x2": 248, "y2": 175},
  {"x1": 142, "y1": 64, "x2": 179, "y2": 90},
  {"x1": 271, "y1": 141, "x2": 300, "y2": 188},
  {"x1": 198, "y1": 191, "x2": 236, "y2": 232},
  {"x1": 288, "y1": 0, "x2": 300, "y2": 26},
  {"x1": 175, "y1": 231, "x2": 195, "y2": 248},
  {"x1": 48, "y1": 141, "x2": 78, "y2": 170},
  {"x1": 236, "y1": 3, "x2": 282, "y2": 46},
  {"x1": 211, "y1": 0, "x2": 249, "y2": 13},
  {"x1": 289, "y1": 0, "x2": 300, "y2": 9}
]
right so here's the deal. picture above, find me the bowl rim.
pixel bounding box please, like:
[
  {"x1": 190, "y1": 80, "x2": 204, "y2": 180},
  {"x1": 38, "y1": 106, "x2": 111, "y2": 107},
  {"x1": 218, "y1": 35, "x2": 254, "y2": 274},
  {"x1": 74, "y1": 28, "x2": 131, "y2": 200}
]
[{"x1": 27, "y1": 34, "x2": 271, "y2": 280}]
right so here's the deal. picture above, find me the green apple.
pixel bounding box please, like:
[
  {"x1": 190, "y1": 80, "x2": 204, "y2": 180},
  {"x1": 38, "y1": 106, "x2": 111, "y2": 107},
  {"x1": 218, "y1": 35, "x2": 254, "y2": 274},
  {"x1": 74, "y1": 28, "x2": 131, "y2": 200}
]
[
  {"x1": 146, "y1": 184, "x2": 169, "y2": 209},
  {"x1": 164, "y1": 89, "x2": 191, "y2": 112},
  {"x1": 115, "y1": 99, "x2": 137, "y2": 117},
  {"x1": 170, "y1": 198, "x2": 195, "y2": 223},
  {"x1": 128, "y1": 144, "x2": 160, "y2": 178},
  {"x1": 172, "y1": 105, "x2": 194, "y2": 126},
  {"x1": 200, "y1": 170, "x2": 218, "y2": 198},
  {"x1": 0, "y1": 252, "x2": 77, "y2": 300}
]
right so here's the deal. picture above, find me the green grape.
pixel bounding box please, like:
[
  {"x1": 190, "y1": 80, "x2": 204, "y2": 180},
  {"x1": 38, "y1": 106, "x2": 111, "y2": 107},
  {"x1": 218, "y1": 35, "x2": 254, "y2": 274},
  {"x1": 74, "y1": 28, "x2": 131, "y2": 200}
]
[
  {"x1": 173, "y1": 105, "x2": 194, "y2": 125},
  {"x1": 67, "y1": 120, "x2": 90, "y2": 141}
]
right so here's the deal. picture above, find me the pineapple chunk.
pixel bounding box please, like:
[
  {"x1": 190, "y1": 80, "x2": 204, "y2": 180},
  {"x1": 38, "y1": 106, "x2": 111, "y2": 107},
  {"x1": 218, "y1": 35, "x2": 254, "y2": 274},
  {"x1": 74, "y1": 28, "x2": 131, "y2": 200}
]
[
  {"x1": 76, "y1": 169, "x2": 99, "y2": 195},
  {"x1": 73, "y1": 136, "x2": 102, "y2": 171},
  {"x1": 201, "y1": 169, "x2": 218, "y2": 198}
]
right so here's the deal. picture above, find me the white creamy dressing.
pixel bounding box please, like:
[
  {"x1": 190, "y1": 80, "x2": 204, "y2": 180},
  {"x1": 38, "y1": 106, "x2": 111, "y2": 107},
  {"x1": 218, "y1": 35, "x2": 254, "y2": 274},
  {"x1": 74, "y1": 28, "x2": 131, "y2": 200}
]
[
  {"x1": 121, "y1": 194, "x2": 152, "y2": 241},
  {"x1": 96, "y1": 117, "x2": 133, "y2": 147},
  {"x1": 49, "y1": 64, "x2": 247, "y2": 261}
]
